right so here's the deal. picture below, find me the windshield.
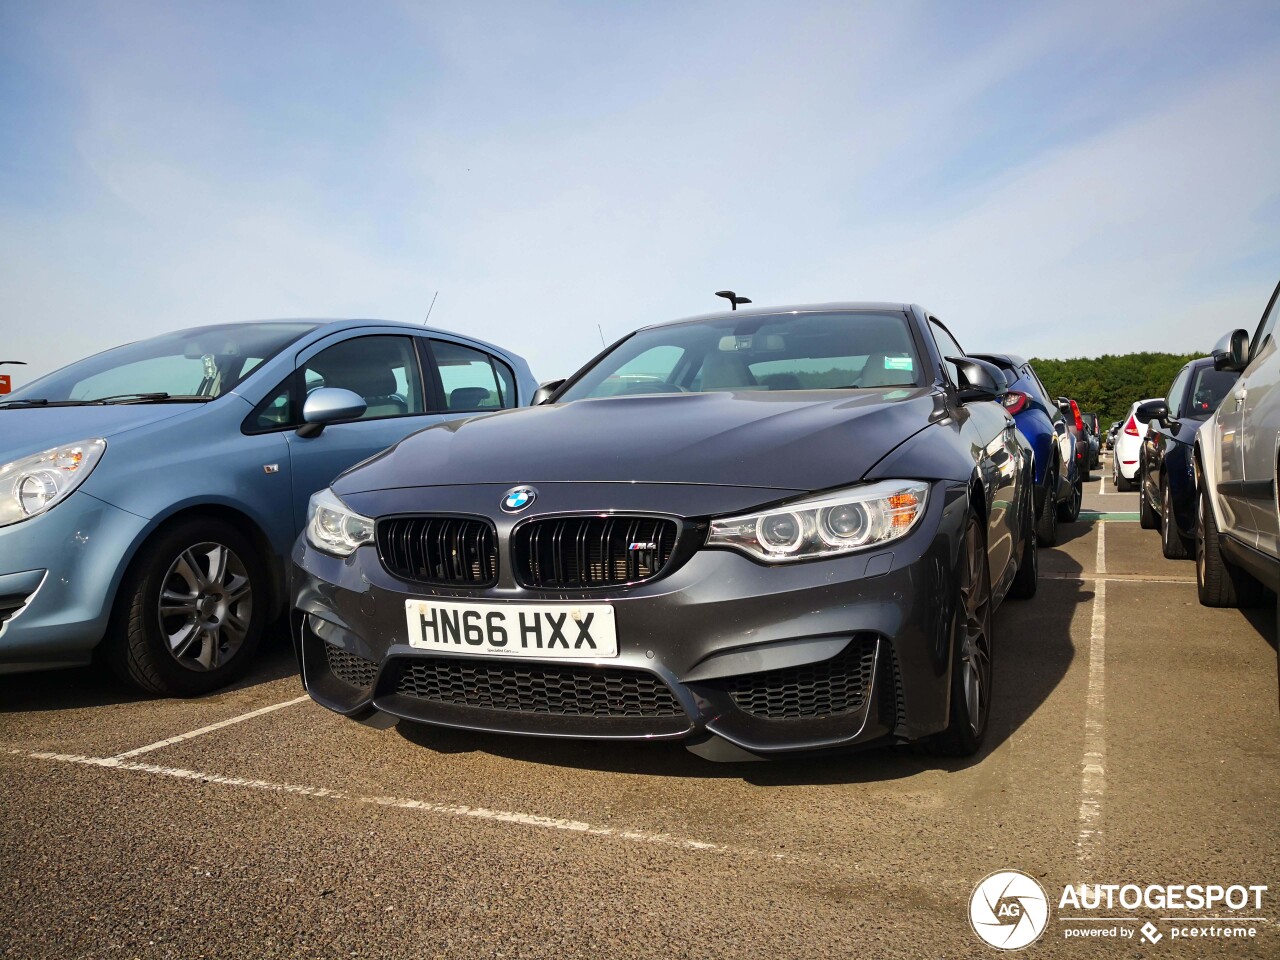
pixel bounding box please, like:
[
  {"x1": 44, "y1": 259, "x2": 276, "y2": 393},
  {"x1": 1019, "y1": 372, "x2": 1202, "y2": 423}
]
[
  {"x1": 559, "y1": 311, "x2": 921, "y2": 402},
  {"x1": 7, "y1": 322, "x2": 318, "y2": 403},
  {"x1": 1185, "y1": 366, "x2": 1238, "y2": 420}
]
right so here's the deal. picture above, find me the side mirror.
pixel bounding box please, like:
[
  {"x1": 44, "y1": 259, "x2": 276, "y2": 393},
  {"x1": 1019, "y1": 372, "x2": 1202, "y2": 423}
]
[
  {"x1": 297, "y1": 387, "x2": 367, "y2": 438},
  {"x1": 1212, "y1": 329, "x2": 1250, "y2": 372},
  {"x1": 531, "y1": 379, "x2": 566, "y2": 405},
  {"x1": 1137, "y1": 398, "x2": 1169, "y2": 426},
  {"x1": 948, "y1": 357, "x2": 1006, "y2": 404}
]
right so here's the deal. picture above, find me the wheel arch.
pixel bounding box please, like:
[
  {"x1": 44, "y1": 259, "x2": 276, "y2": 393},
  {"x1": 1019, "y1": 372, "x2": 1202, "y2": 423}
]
[{"x1": 107, "y1": 502, "x2": 287, "y2": 629}]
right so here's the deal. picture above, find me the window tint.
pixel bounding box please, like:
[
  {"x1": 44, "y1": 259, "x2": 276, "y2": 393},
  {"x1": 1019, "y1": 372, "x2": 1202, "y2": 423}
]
[
  {"x1": 253, "y1": 379, "x2": 294, "y2": 430},
  {"x1": 1185, "y1": 366, "x2": 1239, "y2": 420},
  {"x1": 432, "y1": 340, "x2": 517, "y2": 411},
  {"x1": 302, "y1": 335, "x2": 424, "y2": 420},
  {"x1": 929, "y1": 320, "x2": 966, "y2": 385}
]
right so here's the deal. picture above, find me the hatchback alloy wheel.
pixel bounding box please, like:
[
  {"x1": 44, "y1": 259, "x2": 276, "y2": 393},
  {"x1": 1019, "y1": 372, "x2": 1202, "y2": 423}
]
[{"x1": 157, "y1": 541, "x2": 253, "y2": 671}]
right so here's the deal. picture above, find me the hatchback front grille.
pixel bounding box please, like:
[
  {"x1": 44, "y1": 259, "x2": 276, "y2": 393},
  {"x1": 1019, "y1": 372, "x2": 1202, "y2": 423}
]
[
  {"x1": 324, "y1": 643, "x2": 379, "y2": 690},
  {"x1": 377, "y1": 515, "x2": 498, "y2": 586},
  {"x1": 395, "y1": 658, "x2": 686, "y2": 718},
  {"x1": 721, "y1": 636, "x2": 878, "y2": 720},
  {"x1": 513, "y1": 516, "x2": 679, "y2": 589}
]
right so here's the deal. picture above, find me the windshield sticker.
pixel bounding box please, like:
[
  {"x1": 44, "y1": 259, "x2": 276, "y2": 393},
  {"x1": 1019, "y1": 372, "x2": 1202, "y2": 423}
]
[{"x1": 884, "y1": 356, "x2": 913, "y2": 371}]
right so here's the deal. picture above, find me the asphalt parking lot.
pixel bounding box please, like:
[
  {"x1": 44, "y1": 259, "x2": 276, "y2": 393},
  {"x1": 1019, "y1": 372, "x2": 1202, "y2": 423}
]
[{"x1": 2, "y1": 454, "x2": 1277, "y2": 959}]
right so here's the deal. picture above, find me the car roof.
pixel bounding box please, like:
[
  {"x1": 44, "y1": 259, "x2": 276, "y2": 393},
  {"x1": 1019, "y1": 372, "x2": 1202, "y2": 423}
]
[
  {"x1": 971, "y1": 352, "x2": 1029, "y2": 369},
  {"x1": 168, "y1": 317, "x2": 522, "y2": 362},
  {"x1": 636, "y1": 302, "x2": 913, "y2": 332}
]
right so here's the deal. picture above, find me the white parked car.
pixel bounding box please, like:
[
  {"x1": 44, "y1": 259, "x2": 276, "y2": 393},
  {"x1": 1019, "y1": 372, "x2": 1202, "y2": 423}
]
[{"x1": 1112, "y1": 398, "x2": 1160, "y2": 491}]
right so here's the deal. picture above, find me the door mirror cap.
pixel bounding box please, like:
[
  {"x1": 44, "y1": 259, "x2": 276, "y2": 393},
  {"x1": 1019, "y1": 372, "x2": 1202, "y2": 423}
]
[
  {"x1": 1212, "y1": 329, "x2": 1250, "y2": 372},
  {"x1": 1137, "y1": 398, "x2": 1170, "y2": 426},
  {"x1": 949, "y1": 357, "x2": 1007, "y2": 404},
  {"x1": 298, "y1": 387, "x2": 367, "y2": 437},
  {"x1": 531, "y1": 379, "x2": 566, "y2": 405}
]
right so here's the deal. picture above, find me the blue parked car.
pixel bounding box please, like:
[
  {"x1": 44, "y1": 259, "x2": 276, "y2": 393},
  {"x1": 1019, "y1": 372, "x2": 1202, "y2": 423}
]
[
  {"x1": 972, "y1": 353, "x2": 1081, "y2": 546},
  {"x1": 1137, "y1": 357, "x2": 1239, "y2": 558},
  {"x1": 0, "y1": 320, "x2": 536, "y2": 695}
]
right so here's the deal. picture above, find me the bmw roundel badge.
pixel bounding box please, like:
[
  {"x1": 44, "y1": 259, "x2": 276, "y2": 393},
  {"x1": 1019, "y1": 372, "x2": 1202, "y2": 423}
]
[{"x1": 501, "y1": 485, "x2": 537, "y2": 513}]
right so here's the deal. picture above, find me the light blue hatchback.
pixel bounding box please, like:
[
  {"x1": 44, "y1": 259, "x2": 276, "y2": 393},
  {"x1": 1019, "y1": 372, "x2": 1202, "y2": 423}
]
[{"x1": 0, "y1": 319, "x2": 535, "y2": 695}]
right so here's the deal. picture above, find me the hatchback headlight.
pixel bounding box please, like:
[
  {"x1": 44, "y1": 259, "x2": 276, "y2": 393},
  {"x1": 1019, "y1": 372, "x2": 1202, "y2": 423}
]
[
  {"x1": 707, "y1": 480, "x2": 929, "y2": 563},
  {"x1": 305, "y1": 488, "x2": 375, "y2": 557},
  {"x1": 0, "y1": 439, "x2": 107, "y2": 528}
]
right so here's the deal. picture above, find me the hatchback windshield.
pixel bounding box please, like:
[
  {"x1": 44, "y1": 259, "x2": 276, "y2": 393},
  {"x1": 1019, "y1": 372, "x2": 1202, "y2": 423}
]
[
  {"x1": 6, "y1": 322, "x2": 317, "y2": 403},
  {"x1": 558, "y1": 311, "x2": 921, "y2": 402}
]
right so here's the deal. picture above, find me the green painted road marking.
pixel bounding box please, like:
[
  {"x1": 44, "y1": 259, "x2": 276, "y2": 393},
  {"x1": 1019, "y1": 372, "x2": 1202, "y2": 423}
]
[{"x1": 1079, "y1": 510, "x2": 1138, "y2": 522}]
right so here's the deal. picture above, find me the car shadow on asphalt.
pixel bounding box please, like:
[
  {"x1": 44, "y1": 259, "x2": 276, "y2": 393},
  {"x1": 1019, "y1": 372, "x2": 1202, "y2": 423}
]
[
  {"x1": 0, "y1": 628, "x2": 298, "y2": 713},
  {"x1": 394, "y1": 535, "x2": 1088, "y2": 786}
]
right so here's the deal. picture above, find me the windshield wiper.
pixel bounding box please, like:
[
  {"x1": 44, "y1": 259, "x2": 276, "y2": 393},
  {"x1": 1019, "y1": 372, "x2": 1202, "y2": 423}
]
[
  {"x1": 0, "y1": 393, "x2": 216, "y2": 409},
  {"x1": 86, "y1": 392, "x2": 216, "y2": 405}
]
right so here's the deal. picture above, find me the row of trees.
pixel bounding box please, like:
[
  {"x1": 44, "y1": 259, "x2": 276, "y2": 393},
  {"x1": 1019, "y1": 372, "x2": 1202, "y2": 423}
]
[{"x1": 1028, "y1": 352, "x2": 1204, "y2": 429}]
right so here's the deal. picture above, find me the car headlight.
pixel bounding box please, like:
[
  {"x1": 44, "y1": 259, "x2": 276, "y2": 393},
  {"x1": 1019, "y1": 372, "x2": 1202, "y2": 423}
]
[
  {"x1": 0, "y1": 439, "x2": 107, "y2": 528},
  {"x1": 706, "y1": 480, "x2": 930, "y2": 563},
  {"x1": 305, "y1": 487, "x2": 375, "y2": 557}
]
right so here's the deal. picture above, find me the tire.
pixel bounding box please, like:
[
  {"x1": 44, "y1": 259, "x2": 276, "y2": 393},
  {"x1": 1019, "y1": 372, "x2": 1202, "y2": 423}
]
[
  {"x1": 1196, "y1": 487, "x2": 1265, "y2": 608},
  {"x1": 930, "y1": 512, "x2": 994, "y2": 756},
  {"x1": 1008, "y1": 488, "x2": 1038, "y2": 600},
  {"x1": 1160, "y1": 477, "x2": 1191, "y2": 560},
  {"x1": 107, "y1": 518, "x2": 268, "y2": 696},
  {"x1": 1139, "y1": 477, "x2": 1158, "y2": 529},
  {"x1": 1036, "y1": 468, "x2": 1059, "y2": 547},
  {"x1": 1057, "y1": 476, "x2": 1082, "y2": 523},
  {"x1": 1114, "y1": 460, "x2": 1132, "y2": 492}
]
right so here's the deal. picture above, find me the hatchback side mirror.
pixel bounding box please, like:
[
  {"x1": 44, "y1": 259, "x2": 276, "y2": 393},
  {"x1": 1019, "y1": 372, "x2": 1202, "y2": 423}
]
[
  {"x1": 297, "y1": 387, "x2": 367, "y2": 438},
  {"x1": 531, "y1": 379, "x2": 566, "y2": 405},
  {"x1": 1137, "y1": 398, "x2": 1169, "y2": 426},
  {"x1": 948, "y1": 357, "x2": 1006, "y2": 404},
  {"x1": 1213, "y1": 329, "x2": 1250, "y2": 372}
]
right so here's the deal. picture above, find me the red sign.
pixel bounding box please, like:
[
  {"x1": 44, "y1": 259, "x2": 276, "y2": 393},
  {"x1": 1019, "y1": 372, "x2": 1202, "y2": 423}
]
[{"x1": 0, "y1": 375, "x2": 9, "y2": 394}]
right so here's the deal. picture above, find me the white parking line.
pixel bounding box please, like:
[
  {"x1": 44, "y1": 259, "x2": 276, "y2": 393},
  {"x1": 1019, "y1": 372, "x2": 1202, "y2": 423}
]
[
  {"x1": 110, "y1": 695, "x2": 311, "y2": 760},
  {"x1": 7, "y1": 748, "x2": 768, "y2": 860},
  {"x1": 1076, "y1": 522, "x2": 1107, "y2": 868},
  {"x1": 1043, "y1": 573, "x2": 1194, "y2": 584}
]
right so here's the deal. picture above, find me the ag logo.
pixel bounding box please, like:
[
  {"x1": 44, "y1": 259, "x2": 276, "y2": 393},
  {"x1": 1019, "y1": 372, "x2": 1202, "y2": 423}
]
[
  {"x1": 969, "y1": 870, "x2": 1050, "y2": 951},
  {"x1": 501, "y1": 485, "x2": 538, "y2": 513}
]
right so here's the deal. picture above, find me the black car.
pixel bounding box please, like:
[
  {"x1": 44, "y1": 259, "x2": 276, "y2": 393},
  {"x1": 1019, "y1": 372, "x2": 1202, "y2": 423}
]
[
  {"x1": 292, "y1": 303, "x2": 1036, "y2": 760},
  {"x1": 1137, "y1": 357, "x2": 1239, "y2": 558}
]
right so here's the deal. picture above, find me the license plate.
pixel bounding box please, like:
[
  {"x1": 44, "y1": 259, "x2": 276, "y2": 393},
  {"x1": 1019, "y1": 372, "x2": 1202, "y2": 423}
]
[{"x1": 404, "y1": 599, "x2": 618, "y2": 659}]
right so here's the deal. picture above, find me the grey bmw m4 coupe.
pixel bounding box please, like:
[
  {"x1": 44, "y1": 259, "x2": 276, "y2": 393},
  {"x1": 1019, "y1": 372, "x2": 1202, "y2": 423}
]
[{"x1": 292, "y1": 303, "x2": 1036, "y2": 760}]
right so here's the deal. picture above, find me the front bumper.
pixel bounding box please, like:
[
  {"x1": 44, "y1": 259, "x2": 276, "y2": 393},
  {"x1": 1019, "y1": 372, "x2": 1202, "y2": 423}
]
[
  {"x1": 0, "y1": 491, "x2": 150, "y2": 672},
  {"x1": 292, "y1": 482, "x2": 969, "y2": 757}
]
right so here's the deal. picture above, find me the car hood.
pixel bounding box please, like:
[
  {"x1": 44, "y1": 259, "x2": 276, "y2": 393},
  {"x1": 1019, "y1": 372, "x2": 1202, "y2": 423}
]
[
  {"x1": 334, "y1": 387, "x2": 940, "y2": 495},
  {"x1": 0, "y1": 405, "x2": 198, "y2": 462}
]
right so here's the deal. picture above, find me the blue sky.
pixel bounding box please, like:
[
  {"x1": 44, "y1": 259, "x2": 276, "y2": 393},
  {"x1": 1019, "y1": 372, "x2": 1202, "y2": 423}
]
[{"x1": 1, "y1": 0, "x2": 1278, "y2": 382}]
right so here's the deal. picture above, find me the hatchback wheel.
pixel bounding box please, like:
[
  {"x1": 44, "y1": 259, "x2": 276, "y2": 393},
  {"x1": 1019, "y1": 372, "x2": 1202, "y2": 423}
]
[
  {"x1": 931, "y1": 513, "x2": 993, "y2": 756},
  {"x1": 108, "y1": 518, "x2": 268, "y2": 696}
]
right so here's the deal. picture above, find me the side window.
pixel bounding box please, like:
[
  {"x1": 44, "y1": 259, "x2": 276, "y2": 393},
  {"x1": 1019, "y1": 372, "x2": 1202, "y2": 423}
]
[
  {"x1": 1166, "y1": 368, "x2": 1190, "y2": 419},
  {"x1": 302, "y1": 335, "x2": 425, "y2": 420},
  {"x1": 431, "y1": 340, "x2": 516, "y2": 411},
  {"x1": 929, "y1": 320, "x2": 966, "y2": 386},
  {"x1": 252, "y1": 379, "x2": 294, "y2": 430}
]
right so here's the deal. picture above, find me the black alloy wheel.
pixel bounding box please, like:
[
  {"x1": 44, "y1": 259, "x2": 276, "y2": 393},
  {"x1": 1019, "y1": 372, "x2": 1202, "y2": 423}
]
[
  {"x1": 1160, "y1": 477, "x2": 1190, "y2": 560},
  {"x1": 931, "y1": 512, "x2": 994, "y2": 756}
]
